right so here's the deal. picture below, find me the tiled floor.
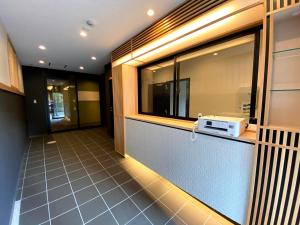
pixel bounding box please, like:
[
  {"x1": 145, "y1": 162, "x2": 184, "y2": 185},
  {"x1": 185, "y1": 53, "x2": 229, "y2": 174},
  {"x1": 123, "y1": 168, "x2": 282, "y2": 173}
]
[{"x1": 16, "y1": 128, "x2": 234, "y2": 225}]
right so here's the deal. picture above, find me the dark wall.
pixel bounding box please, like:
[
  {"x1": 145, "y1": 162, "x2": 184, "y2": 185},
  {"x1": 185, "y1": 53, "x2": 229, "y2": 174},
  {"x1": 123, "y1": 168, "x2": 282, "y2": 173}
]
[
  {"x1": 0, "y1": 90, "x2": 27, "y2": 225},
  {"x1": 22, "y1": 66, "x2": 102, "y2": 136},
  {"x1": 23, "y1": 67, "x2": 48, "y2": 136}
]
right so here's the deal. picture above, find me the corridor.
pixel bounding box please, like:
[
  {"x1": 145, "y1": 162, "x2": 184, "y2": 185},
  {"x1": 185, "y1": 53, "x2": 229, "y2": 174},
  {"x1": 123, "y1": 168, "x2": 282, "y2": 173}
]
[{"x1": 16, "y1": 128, "x2": 230, "y2": 225}]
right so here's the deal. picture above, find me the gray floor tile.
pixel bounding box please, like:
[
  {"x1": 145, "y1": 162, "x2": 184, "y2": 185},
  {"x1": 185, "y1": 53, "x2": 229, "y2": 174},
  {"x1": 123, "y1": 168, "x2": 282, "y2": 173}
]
[
  {"x1": 159, "y1": 189, "x2": 187, "y2": 213},
  {"x1": 23, "y1": 173, "x2": 45, "y2": 187},
  {"x1": 48, "y1": 183, "x2": 72, "y2": 202},
  {"x1": 86, "y1": 211, "x2": 118, "y2": 225},
  {"x1": 121, "y1": 179, "x2": 143, "y2": 196},
  {"x1": 75, "y1": 185, "x2": 99, "y2": 205},
  {"x1": 82, "y1": 158, "x2": 99, "y2": 167},
  {"x1": 21, "y1": 192, "x2": 47, "y2": 213},
  {"x1": 27, "y1": 160, "x2": 44, "y2": 169},
  {"x1": 49, "y1": 195, "x2": 76, "y2": 218},
  {"x1": 85, "y1": 163, "x2": 103, "y2": 174},
  {"x1": 46, "y1": 161, "x2": 63, "y2": 171},
  {"x1": 166, "y1": 216, "x2": 187, "y2": 225},
  {"x1": 46, "y1": 167, "x2": 66, "y2": 179},
  {"x1": 65, "y1": 163, "x2": 83, "y2": 173},
  {"x1": 25, "y1": 167, "x2": 45, "y2": 177},
  {"x1": 127, "y1": 213, "x2": 152, "y2": 225},
  {"x1": 203, "y1": 216, "x2": 222, "y2": 225},
  {"x1": 102, "y1": 187, "x2": 127, "y2": 208},
  {"x1": 51, "y1": 209, "x2": 82, "y2": 225},
  {"x1": 111, "y1": 199, "x2": 140, "y2": 224},
  {"x1": 22, "y1": 181, "x2": 46, "y2": 198},
  {"x1": 144, "y1": 201, "x2": 174, "y2": 225},
  {"x1": 47, "y1": 174, "x2": 68, "y2": 189},
  {"x1": 106, "y1": 165, "x2": 125, "y2": 176},
  {"x1": 79, "y1": 197, "x2": 108, "y2": 223},
  {"x1": 71, "y1": 176, "x2": 93, "y2": 192},
  {"x1": 95, "y1": 177, "x2": 117, "y2": 194},
  {"x1": 19, "y1": 205, "x2": 49, "y2": 225},
  {"x1": 90, "y1": 170, "x2": 109, "y2": 183},
  {"x1": 146, "y1": 179, "x2": 171, "y2": 198},
  {"x1": 68, "y1": 169, "x2": 88, "y2": 181},
  {"x1": 46, "y1": 156, "x2": 62, "y2": 165},
  {"x1": 131, "y1": 190, "x2": 156, "y2": 211},
  {"x1": 113, "y1": 171, "x2": 133, "y2": 185},
  {"x1": 177, "y1": 202, "x2": 209, "y2": 225},
  {"x1": 101, "y1": 158, "x2": 117, "y2": 167}
]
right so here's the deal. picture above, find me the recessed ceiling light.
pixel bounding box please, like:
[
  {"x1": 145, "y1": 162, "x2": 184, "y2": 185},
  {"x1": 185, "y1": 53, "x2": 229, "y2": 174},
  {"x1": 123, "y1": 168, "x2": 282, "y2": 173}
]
[
  {"x1": 79, "y1": 66, "x2": 84, "y2": 70},
  {"x1": 147, "y1": 9, "x2": 155, "y2": 17},
  {"x1": 39, "y1": 60, "x2": 45, "y2": 64},
  {"x1": 91, "y1": 56, "x2": 97, "y2": 60},
  {"x1": 38, "y1": 45, "x2": 46, "y2": 50},
  {"x1": 213, "y1": 52, "x2": 218, "y2": 56},
  {"x1": 80, "y1": 30, "x2": 87, "y2": 37}
]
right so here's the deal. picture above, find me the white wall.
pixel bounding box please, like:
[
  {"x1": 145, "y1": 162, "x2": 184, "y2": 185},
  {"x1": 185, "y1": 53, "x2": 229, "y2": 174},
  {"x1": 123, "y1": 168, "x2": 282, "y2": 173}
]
[
  {"x1": 126, "y1": 118, "x2": 255, "y2": 224},
  {"x1": 0, "y1": 20, "x2": 11, "y2": 86}
]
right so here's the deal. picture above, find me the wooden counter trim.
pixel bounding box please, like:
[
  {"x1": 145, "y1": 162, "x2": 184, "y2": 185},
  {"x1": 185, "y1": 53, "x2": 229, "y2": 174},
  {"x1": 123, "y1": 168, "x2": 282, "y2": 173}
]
[
  {"x1": 0, "y1": 82, "x2": 24, "y2": 96},
  {"x1": 126, "y1": 114, "x2": 256, "y2": 145}
]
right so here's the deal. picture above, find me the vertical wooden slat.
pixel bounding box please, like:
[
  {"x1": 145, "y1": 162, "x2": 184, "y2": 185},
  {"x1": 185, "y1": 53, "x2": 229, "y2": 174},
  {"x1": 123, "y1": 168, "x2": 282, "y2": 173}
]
[
  {"x1": 269, "y1": 147, "x2": 287, "y2": 225},
  {"x1": 283, "y1": 151, "x2": 298, "y2": 225},
  {"x1": 277, "y1": 149, "x2": 293, "y2": 224},
  {"x1": 257, "y1": 144, "x2": 272, "y2": 225},
  {"x1": 252, "y1": 144, "x2": 265, "y2": 225},
  {"x1": 290, "y1": 159, "x2": 300, "y2": 225},
  {"x1": 264, "y1": 146, "x2": 279, "y2": 224}
]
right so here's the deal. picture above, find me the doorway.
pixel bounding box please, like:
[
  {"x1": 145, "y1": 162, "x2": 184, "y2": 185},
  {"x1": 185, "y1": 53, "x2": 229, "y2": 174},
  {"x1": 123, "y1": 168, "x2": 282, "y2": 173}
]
[{"x1": 47, "y1": 79, "x2": 78, "y2": 132}]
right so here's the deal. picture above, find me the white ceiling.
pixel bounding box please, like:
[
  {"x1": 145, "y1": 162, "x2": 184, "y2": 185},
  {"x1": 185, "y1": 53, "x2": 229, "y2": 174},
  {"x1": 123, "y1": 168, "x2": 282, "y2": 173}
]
[{"x1": 0, "y1": 0, "x2": 185, "y2": 75}]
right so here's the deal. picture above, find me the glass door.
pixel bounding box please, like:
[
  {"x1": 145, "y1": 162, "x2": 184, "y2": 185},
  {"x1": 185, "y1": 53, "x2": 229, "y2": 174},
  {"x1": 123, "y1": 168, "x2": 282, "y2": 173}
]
[{"x1": 47, "y1": 78, "x2": 78, "y2": 132}]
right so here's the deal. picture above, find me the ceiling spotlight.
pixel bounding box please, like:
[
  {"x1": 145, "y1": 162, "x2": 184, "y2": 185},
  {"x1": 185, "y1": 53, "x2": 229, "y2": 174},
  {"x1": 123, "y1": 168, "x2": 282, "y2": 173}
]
[
  {"x1": 79, "y1": 66, "x2": 84, "y2": 70},
  {"x1": 147, "y1": 9, "x2": 155, "y2": 17},
  {"x1": 91, "y1": 56, "x2": 97, "y2": 61},
  {"x1": 38, "y1": 45, "x2": 46, "y2": 50},
  {"x1": 213, "y1": 52, "x2": 218, "y2": 56},
  {"x1": 39, "y1": 60, "x2": 45, "y2": 64},
  {"x1": 80, "y1": 30, "x2": 87, "y2": 37}
]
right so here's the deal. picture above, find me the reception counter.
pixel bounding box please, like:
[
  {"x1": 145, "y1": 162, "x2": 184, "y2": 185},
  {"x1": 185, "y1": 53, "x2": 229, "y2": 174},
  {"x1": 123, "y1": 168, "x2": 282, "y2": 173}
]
[{"x1": 125, "y1": 115, "x2": 256, "y2": 224}]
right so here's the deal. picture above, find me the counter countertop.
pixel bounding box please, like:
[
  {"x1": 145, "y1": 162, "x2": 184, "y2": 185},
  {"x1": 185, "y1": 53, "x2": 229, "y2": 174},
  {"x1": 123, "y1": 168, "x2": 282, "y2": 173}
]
[{"x1": 126, "y1": 114, "x2": 257, "y2": 144}]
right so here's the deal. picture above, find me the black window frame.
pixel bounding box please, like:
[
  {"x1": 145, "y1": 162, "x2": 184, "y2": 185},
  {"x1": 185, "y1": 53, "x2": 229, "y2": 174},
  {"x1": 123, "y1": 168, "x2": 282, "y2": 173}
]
[{"x1": 138, "y1": 26, "x2": 262, "y2": 123}]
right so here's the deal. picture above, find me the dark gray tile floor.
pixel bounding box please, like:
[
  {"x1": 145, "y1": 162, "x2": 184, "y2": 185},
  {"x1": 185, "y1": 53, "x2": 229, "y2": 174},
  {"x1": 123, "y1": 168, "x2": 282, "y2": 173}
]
[{"x1": 16, "y1": 128, "x2": 232, "y2": 225}]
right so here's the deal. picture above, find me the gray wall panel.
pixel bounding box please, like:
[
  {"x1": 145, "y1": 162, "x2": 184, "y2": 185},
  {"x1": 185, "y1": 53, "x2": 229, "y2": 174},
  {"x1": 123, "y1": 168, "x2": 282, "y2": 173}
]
[{"x1": 0, "y1": 90, "x2": 27, "y2": 225}]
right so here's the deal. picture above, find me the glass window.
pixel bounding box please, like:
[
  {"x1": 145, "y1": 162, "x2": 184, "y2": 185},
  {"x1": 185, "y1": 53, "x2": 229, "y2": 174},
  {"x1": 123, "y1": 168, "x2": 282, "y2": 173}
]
[
  {"x1": 139, "y1": 31, "x2": 260, "y2": 123},
  {"x1": 140, "y1": 60, "x2": 175, "y2": 117},
  {"x1": 177, "y1": 34, "x2": 256, "y2": 120}
]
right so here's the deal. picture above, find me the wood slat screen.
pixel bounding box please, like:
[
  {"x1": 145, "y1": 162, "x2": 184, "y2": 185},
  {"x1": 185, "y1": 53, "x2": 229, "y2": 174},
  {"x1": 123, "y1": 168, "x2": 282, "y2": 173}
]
[
  {"x1": 247, "y1": 126, "x2": 300, "y2": 225},
  {"x1": 267, "y1": 0, "x2": 300, "y2": 13},
  {"x1": 111, "y1": 0, "x2": 228, "y2": 62}
]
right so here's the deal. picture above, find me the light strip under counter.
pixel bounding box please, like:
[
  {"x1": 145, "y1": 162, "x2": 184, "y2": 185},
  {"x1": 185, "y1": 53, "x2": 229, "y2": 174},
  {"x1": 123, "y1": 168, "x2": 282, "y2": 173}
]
[{"x1": 125, "y1": 114, "x2": 256, "y2": 144}]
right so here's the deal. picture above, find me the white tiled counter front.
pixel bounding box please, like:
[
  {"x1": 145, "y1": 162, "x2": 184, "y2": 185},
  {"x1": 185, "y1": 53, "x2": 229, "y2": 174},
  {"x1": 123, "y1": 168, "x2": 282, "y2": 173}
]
[{"x1": 125, "y1": 117, "x2": 255, "y2": 225}]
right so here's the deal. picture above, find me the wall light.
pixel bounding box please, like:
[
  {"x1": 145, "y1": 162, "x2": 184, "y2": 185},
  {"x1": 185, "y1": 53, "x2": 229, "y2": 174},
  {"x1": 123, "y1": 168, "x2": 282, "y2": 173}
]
[
  {"x1": 79, "y1": 66, "x2": 84, "y2": 70},
  {"x1": 39, "y1": 60, "x2": 45, "y2": 64},
  {"x1": 213, "y1": 52, "x2": 218, "y2": 56},
  {"x1": 91, "y1": 56, "x2": 97, "y2": 60}
]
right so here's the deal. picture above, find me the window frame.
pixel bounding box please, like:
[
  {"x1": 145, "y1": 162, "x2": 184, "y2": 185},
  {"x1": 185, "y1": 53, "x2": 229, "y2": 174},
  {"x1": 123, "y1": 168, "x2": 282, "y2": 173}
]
[{"x1": 138, "y1": 26, "x2": 262, "y2": 123}]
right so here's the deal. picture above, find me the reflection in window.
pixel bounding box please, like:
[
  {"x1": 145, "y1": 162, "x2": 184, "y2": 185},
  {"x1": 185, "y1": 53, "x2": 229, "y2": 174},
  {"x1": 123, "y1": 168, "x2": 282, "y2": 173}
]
[
  {"x1": 140, "y1": 60, "x2": 175, "y2": 116},
  {"x1": 177, "y1": 34, "x2": 256, "y2": 119},
  {"x1": 139, "y1": 32, "x2": 260, "y2": 122}
]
